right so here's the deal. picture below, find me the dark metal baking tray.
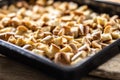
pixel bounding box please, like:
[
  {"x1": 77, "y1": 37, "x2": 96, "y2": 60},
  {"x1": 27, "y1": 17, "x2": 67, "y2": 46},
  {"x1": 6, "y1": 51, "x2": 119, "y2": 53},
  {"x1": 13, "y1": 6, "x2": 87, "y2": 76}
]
[{"x1": 0, "y1": 0, "x2": 120, "y2": 80}]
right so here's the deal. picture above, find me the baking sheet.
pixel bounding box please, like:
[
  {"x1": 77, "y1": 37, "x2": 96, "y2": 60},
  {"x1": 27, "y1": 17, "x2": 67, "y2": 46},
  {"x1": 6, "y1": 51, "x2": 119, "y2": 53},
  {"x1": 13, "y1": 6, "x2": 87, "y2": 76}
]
[{"x1": 0, "y1": 0, "x2": 120, "y2": 80}]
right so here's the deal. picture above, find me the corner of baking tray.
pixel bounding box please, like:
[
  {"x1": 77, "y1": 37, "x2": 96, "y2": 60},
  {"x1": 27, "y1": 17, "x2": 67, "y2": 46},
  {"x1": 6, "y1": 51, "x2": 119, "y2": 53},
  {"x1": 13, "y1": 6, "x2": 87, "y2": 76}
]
[{"x1": 0, "y1": 39, "x2": 76, "y2": 72}]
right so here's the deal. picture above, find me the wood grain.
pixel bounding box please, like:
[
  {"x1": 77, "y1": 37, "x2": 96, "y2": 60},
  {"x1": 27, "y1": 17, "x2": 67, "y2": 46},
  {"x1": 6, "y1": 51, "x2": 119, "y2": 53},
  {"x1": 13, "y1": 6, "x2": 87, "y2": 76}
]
[{"x1": 90, "y1": 54, "x2": 120, "y2": 80}]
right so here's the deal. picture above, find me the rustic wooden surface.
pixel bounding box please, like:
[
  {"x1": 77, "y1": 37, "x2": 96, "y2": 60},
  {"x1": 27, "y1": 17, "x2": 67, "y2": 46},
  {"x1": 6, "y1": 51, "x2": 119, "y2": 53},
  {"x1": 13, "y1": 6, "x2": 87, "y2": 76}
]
[
  {"x1": 0, "y1": 54, "x2": 120, "y2": 80},
  {"x1": 91, "y1": 54, "x2": 120, "y2": 80}
]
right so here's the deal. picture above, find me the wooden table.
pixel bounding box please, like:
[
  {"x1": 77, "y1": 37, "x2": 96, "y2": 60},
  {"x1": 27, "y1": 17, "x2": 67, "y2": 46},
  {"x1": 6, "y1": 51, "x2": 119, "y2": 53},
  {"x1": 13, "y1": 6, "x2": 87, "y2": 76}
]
[{"x1": 0, "y1": 54, "x2": 120, "y2": 80}]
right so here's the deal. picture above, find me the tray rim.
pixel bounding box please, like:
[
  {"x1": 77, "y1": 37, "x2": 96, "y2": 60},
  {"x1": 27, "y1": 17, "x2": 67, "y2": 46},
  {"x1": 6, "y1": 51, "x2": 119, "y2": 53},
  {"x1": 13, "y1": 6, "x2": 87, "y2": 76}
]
[{"x1": 0, "y1": 39, "x2": 120, "y2": 71}]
